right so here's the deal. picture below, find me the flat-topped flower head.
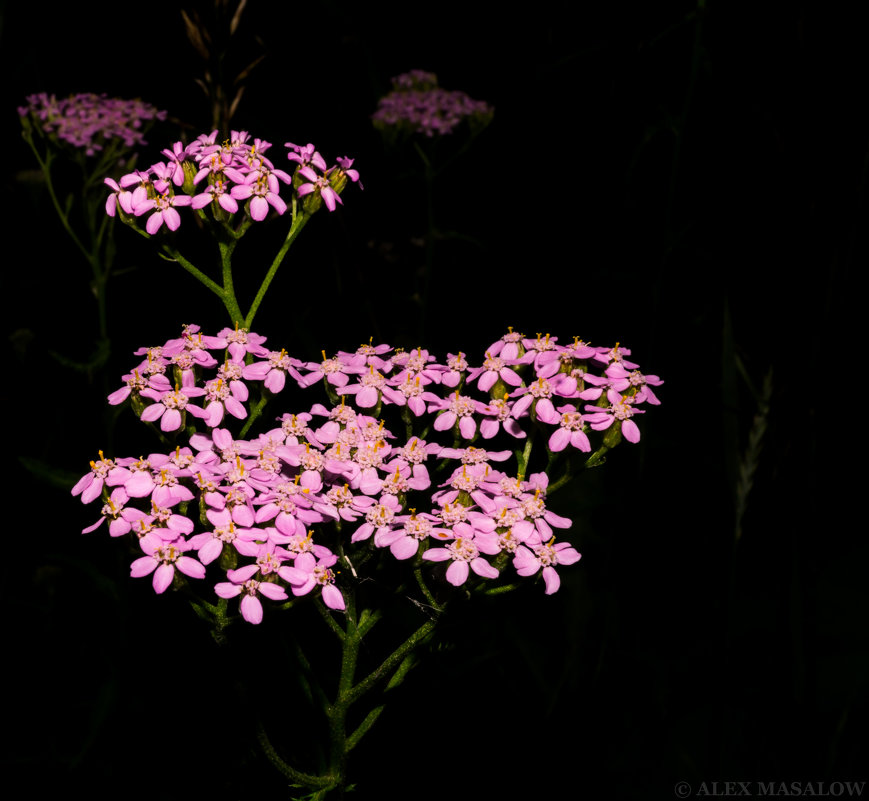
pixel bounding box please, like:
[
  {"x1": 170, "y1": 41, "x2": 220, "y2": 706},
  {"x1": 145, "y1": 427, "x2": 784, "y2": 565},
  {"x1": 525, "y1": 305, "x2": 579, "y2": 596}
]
[{"x1": 74, "y1": 328, "x2": 660, "y2": 637}]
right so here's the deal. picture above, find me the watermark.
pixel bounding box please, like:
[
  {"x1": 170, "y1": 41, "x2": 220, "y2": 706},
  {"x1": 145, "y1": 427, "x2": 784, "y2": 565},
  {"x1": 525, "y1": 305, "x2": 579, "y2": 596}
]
[{"x1": 674, "y1": 781, "x2": 866, "y2": 798}]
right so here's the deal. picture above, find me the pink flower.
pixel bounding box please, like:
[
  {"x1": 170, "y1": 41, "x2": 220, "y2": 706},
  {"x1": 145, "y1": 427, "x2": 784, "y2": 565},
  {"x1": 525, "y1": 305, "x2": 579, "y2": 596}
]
[
  {"x1": 378, "y1": 510, "x2": 449, "y2": 560},
  {"x1": 513, "y1": 539, "x2": 581, "y2": 594},
  {"x1": 188, "y1": 507, "x2": 245, "y2": 565},
  {"x1": 320, "y1": 483, "x2": 376, "y2": 523},
  {"x1": 479, "y1": 395, "x2": 526, "y2": 440},
  {"x1": 351, "y1": 494, "x2": 402, "y2": 543},
  {"x1": 583, "y1": 389, "x2": 644, "y2": 443},
  {"x1": 422, "y1": 533, "x2": 499, "y2": 586},
  {"x1": 536, "y1": 403, "x2": 591, "y2": 453},
  {"x1": 286, "y1": 142, "x2": 328, "y2": 171},
  {"x1": 342, "y1": 365, "x2": 405, "y2": 409},
  {"x1": 139, "y1": 381, "x2": 208, "y2": 432},
  {"x1": 191, "y1": 177, "x2": 239, "y2": 214},
  {"x1": 134, "y1": 188, "x2": 193, "y2": 235},
  {"x1": 467, "y1": 352, "x2": 523, "y2": 393},
  {"x1": 81, "y1": 487, "x2": 131, "y2": 536},
  {"x1": 429, "y1": 391, "x2": 487, "y2": 439},
  {"x1": 296, "y1": 165, "x2": 343, "y2": 212},
  {"x1": 130, "y1": 536, "x2": 206, "y2": 594},
  {"x1": 215, "y1": 325, "x2": 269, "y2": 361},
  {"x1": 486, "y1": 329, "x2": 525, "y2": 361},
  {"x1": 72, "y1": 451, "x2": 130, "y2": 504},
  {"x1": 242, "y1": 348, "x2": 304, "y2": 394},
  {"x1": 230, "y1": 168, "x2": 290, "y2": 220},
  {"x1": 280, "y1": 551, "x2": 345, "y2": 610},
  {"x1": 335, "y1": 156, "x2": 361, "y2": 184},
  {"x1": 441, "y1": 352, "x2": 468, "y2": 388},
  {"x1": 215, "y1": 564, "x2": 289, "y2": 624},
  {"x1": 104, "y1": 177, "x2": 135, "y2": 216},
  {"x1": 593, "y1": 343, "x2": 640, "y2": 370},
  {"x1": 383, "y1": 436, "x2": 440, "y2": 490},
  {"x1": 201, "y1": 374, "x2": 248, "y2": 427},
  {"x1": 604, "y1": 362, "x2": 664, "y2": 405}
]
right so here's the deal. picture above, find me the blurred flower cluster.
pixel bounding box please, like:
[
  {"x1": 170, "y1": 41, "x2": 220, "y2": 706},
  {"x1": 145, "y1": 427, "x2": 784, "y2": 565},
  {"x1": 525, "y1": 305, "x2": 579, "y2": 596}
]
[
  {"x1": 372, "y1": 70, "x2": 493, "y2": 138},
  {"x1": 18, "y1": 92, "x2": 167, "y2": 156}
]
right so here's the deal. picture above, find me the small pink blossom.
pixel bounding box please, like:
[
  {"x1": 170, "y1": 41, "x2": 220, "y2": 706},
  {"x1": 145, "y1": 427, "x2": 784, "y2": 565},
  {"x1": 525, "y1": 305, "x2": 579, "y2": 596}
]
[
  {"x1": 513, "y1": 539, "x2": 581, "y2": 594},
  {"x1": 129, "y1": 536, "x2": 206, "y2": 594}
]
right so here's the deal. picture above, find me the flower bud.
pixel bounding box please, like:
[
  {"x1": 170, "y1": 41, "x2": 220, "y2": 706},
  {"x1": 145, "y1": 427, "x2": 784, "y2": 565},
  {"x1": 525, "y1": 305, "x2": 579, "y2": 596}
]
[
  {"x1": 302, "y1": 190, "x2": 323, "y2": 215},
  {"x1": 219, "y1": 544, "x2": 238, "y2": 571},
  {"x1": 211, "y1": 198, "x2": 234, "y2": 224},
  {"x1": 488, "y1": 377, "x2": 508, "y2": 401},
  {"x1": 602, "y1": 420, "x2": 623, "y2": 449},
  {"x1": 329, "y1": 169, "x2": 349, "y2": 197},
  {"x1": 130, "y1": 392, "x2": 145, "y2": 418},
  {"x1": 181, "y1": 159, "x2": 199, "y2": 196}
]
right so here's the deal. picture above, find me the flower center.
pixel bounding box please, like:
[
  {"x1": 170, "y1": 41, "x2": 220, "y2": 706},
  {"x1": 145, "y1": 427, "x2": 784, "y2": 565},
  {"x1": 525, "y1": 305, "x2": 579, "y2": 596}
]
[{"x1": 447, "y1": 538, "x2": 479, "y2": 562}]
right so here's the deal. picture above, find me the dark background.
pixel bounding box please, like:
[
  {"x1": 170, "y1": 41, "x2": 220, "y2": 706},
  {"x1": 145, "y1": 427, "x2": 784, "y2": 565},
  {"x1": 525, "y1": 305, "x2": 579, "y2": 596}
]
[{"x1": 2, "y1": 1, "x2": 865, "y2": 799}]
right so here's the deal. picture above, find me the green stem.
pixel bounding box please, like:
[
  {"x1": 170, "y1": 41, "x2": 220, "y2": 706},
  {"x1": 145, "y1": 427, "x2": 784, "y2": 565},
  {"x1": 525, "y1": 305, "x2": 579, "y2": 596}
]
[
  {"x1": 583, "y1": 445, "x2": 610, "y2": 469},
  {"x1": 218, "y1": 237, "x2": 244, "y2": 325},
  {"x1": 515, "y1": 432, "x2": 535, "y2": 478},
  {"x1": 414, "y1": 565, "x2": 443, "y2": 612},
  {"x1": 244, "y1": 209, "x2": 311, "y2": 329},
  {"x1": 238, "y1": 391, "x2": 271, "y2": 439},
  {"x1": 346, "y1": 705, "x2": 385, "y2": 753},
  {"x1": 160, "y1": 244, "x2": 238, "y2": 318},
  {"x1": 27, "y1": 142, "x2": 92, "y2": 266},
  {"x1": 345, "y1": 616, "x2": 438, "y2": 706}
]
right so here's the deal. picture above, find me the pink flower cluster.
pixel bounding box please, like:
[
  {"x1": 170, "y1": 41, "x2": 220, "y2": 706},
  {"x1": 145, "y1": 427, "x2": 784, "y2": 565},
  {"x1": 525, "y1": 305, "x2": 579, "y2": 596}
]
[
  {"x1": 372, "y1": 70, "x2": 493, "y2": 137},
  {"x1": 18, "y1": 92, "x2": 167, "y2": 156},
  {"x1": 73, "y1": 325, "x2": 661, "y2": 624},
  {"x1": 104, "y1": 131, "x2": 361, "y2": 233}
]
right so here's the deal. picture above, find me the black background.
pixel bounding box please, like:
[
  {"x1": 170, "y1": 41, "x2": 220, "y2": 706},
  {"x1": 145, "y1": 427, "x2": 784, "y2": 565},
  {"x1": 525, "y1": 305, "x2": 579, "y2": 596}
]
[{"x1": 2, "y1": 1, "x2": 865, "y2": 799}]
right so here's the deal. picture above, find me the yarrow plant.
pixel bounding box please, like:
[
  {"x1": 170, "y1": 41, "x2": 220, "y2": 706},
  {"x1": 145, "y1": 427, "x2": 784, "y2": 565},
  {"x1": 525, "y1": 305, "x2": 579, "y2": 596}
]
[
  {"x1": 74, "y1": 321, "x2": 662, "y2": 793},
  {"x1": 62, "y1": 113, "x2": 661, "y2": 798}
]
